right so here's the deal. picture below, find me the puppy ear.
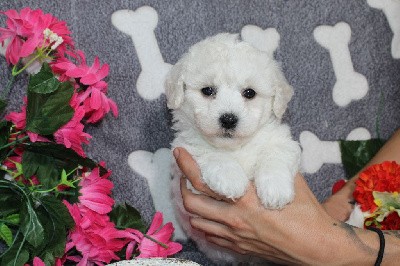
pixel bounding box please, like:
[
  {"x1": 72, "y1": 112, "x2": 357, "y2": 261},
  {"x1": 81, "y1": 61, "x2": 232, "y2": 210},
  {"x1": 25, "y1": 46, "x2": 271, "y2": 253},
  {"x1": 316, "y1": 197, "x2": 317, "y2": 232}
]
[
  {"x1": 165, "y1": 62, "x2": 185, "y2": 109},
  {"x1": 272, "y1": 70, "x2": 293, "y2": 120}
]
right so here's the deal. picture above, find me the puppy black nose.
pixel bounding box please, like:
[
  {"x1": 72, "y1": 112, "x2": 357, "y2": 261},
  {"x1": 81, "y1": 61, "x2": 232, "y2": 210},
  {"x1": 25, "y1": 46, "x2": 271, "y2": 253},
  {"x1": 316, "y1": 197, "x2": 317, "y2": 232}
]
[{"x1": 219, "y1": 113, "x2": 238, "y2": 129}]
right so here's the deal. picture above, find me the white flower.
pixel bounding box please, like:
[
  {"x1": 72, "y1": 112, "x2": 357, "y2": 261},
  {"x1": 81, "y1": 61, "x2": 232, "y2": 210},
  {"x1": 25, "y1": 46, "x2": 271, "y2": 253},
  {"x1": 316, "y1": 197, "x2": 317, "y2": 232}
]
[{"x1": 43, "y1": 28, "x2": 64, "y2": 50}]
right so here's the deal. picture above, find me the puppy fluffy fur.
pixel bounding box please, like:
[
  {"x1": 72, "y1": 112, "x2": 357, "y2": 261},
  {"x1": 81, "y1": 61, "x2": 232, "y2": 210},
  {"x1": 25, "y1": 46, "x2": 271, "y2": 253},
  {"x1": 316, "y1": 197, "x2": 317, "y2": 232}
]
[{"x1": 166, "y1": 33, "x2": 300, "y2": 263}]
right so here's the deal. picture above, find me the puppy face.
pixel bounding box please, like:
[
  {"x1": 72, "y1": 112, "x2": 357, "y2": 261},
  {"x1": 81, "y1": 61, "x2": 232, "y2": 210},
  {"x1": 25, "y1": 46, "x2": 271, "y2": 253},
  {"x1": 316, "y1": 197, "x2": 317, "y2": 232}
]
[{"x1": 166, "y1": 33, "x2": 293, "y2": 148}]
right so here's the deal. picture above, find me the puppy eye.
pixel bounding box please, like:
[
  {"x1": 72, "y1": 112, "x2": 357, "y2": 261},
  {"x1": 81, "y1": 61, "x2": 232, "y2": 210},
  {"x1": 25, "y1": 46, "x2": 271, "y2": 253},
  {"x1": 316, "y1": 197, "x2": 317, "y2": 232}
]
[
  {"x1": 201, "y1": 87, "x2": 216, "y2": 97},
  {"x1": 242, "y1": 88, "x2": 256, "y2": 99}
]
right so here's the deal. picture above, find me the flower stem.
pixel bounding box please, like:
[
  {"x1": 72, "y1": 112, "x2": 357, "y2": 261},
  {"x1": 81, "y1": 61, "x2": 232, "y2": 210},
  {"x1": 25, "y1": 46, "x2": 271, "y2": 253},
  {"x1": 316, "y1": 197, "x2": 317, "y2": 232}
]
[
  {"x1": 143, "y1": 234, "x2": 169, "y2": 249},
  {"x1": 35, "y1": 187, "x2": 56, "y2": 194},
  {"x1": 0, "y1": 135, "x2": 29, "y2": 150},
  {"x1": 11, "y1": 54, "x2": 40, "y2": 76},
  {"x1": 11, "y1": 46, "x2": 52, "y2": 76}
]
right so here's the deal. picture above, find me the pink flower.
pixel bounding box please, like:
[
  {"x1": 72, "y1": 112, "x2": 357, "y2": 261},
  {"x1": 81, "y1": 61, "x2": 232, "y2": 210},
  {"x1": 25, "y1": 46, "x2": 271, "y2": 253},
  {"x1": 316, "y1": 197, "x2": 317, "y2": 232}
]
[
  {"x1": 51, "y1": 51, "x2": 107, "y2": 85},
  {"x1": 54, "y1": 106, "x2": 91, "y2": 157},
  {"x1": 64, "y1": 201, "x2": 129, "y2": 265},
  {"x1": 80, "y1": 84, "x2": 118, "y2": 123},
  {"x1": 63, "y1": 51, "x2": 109, "y2": 86},
  {"x1": 79, "y1": 167, "x2": 114, "y2": 214},
  {"x1": 62, "y1": 166, "x2": 143, "y2": 265},
  {"x1": 51, "y1": 51, "x2": 80, "y2": 83},
  {"x1": 41, "y1": 13, "x2": 74, "y2": 55},
  {"x1": 0, "y1": 7, "x2": 73, "y2": 65},
  {"x1": 3, "y1": 147, "x2": 23, "y2": 170},
  {"x1": 137, "y1": 212, "x2": 182, "y2": 258},
  {"x1": 24, "y1": 257, "x2": 46, "y2": 266},
  {"x1": 5, "y1": 97, "x2": 49, "y2": 143},
  {"x1": 51, "y1": 51, "x2": 118, "y2": 123},
  {"x1": 55, "y1": 242, "x2": 79, "y2": 266},
  {"x1": 6, "y1": 97, "x2": 92, "y2": 158},
  {"x1": 5, "y1": 99, "x2": 27, "y2": 129},
  {"x1": 0, "y1": 8, "x2": 42, "y2": 64}
]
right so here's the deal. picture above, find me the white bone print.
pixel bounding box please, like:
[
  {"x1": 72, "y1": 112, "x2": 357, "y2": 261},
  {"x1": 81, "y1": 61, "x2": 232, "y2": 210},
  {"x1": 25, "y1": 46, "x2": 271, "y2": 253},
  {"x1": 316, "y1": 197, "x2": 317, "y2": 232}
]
[
  {"x1": 314, "y1": 22, "x2": 369, "y2": 107},
  {"x1": 367, "y1": 0, "x2": 400, "y2": 59},
  {"x1": 127, "y1": 148, "x2": 187, "y2": 240},
  {"x1": 111, "y1": 6, "x2": 172, "y2": 100},
  {"x1": 300, "y1": 127, "x2": 371, "y2": 173},
  {"x1": 241, "y1": 25, "x2": 280, "y2": 58}
]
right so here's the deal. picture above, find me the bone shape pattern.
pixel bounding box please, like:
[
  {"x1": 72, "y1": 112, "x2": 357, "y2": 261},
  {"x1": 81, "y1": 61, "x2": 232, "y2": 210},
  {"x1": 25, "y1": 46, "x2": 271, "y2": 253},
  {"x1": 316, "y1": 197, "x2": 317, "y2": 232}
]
[
  {"x1": 367, "y1": 0, "x2": 400, "y2": 59},
  {"x1": 0, "y1": 6, "x2": 394, "y2": 104},
  {"x1": 127, "y1": 148, "x2": 187, "y2": 240},
  {"x1": 111, "y1": 6, "x2": 172, "y2": 101},
  {"x1": 314, "y1": 22, "x2": 369, "y2": 107},
  {"x1": 300, "y1": 127, "x2": 371, "y2": 174},
  {"x1": 241, "y1": 25, "x2": 280, "y2": 58},
  {"x1": 112, "y1": 6, "x2": 281, "y2": 101},
  {"x1": 112, "y1": 6, "x2": 376, "y2": 108}
]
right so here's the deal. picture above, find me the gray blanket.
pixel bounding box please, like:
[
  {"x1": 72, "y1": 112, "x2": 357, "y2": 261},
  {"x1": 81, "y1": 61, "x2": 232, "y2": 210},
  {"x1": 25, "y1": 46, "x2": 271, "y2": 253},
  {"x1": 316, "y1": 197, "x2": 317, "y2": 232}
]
[{"x1": 0, "y1": 1, "x2": 399, "y2": 265}]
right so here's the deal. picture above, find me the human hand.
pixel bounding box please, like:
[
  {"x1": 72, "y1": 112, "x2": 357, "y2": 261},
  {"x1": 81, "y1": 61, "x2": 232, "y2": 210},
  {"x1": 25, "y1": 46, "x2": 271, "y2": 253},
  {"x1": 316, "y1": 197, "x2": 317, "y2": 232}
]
[
  {"x1": 173, "y1": 147, "x2": 341, "y2": 265},
  {"x1": 322, "y1": 185, "x2": 355, "y2": 222}
]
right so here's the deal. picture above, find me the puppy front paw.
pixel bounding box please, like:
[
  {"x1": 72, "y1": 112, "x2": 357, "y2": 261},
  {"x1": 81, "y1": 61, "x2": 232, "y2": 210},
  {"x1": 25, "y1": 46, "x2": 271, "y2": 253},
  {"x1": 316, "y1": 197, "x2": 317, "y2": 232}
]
[
  {"x1": 255, "y1": 170, "x2": 295, "y2": 209},
  {"x1": 200, "y1": 161, "x2": 249, "y2": 199}
]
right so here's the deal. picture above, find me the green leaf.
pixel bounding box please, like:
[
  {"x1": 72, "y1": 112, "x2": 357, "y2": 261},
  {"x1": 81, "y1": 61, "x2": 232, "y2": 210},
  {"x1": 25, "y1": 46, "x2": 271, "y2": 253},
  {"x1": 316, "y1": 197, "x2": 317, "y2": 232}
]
[
  {"x1": 26, "y1": 80, "x2": 74, "y2": 135},
  {"x1": 109, "y1": 203, "x2": 147, "y2": 233},
  {"x1": 60, "y1": 169, "x2": 75, "y2": 188},
  {"x1": 0, "y1": 223, "x2": 13, "y2": 246},
  {"x1": 22, "y1": 150, "x2": 60, "y2": 189},
  {"x1": 4, "y1": 214, "x2": 20, "y2": 225},
  {"x1": 38, "y1": 218, "x2": 68, "y2": 260},
  {"x1": 20, "y1": 198, "x2": 44, "y2": 248},
  {"x1": 32, "y1": 196, "x2": 74, "y2": 265},
  {"x1": 0, "y1": 121, "x2": 12, "y2": 163},
  {"x1": 39, "y1": 195, "x2": 74, "y2": 229},
  {"x1": 0, "y1": 235, "x2": 29, "y2": 266},
  {"x1": 22, "y1": 142, "x2": 108, "y2": 175},
  {"x1": 21, "y1": 141, "x2": 106, "y2": 191},
  {"x1": 28, "y1": 63, "x2": 61, "y2": 94},
  {"x1": 339, "y1": 138, "x2": 385, "y2": 178},
  {"x1": 0, "y1": 182, "x2": 22, "y2": 217},
  {"x1": 41, "y1": 251, "x2": 59, "y2": 266}
]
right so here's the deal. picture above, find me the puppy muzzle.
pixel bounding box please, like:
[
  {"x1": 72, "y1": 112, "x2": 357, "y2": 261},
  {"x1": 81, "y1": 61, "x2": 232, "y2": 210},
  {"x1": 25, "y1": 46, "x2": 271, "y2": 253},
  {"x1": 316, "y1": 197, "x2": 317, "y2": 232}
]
[{"x1": 219, "y1": 113, "x2": 238, "y2": 130}]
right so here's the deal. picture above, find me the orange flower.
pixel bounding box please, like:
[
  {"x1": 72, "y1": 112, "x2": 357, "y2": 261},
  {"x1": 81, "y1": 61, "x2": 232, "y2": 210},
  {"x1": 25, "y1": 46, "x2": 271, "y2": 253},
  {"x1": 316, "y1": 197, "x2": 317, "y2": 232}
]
[{"x1": 353, "y1": 161, "x2": 400, "y2": 213}]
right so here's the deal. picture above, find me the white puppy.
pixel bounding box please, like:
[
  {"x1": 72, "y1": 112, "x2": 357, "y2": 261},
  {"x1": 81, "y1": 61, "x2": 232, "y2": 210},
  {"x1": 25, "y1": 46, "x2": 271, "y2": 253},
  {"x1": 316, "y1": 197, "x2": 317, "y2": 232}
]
[{"x1": 165, "y1": 33, "x2": 301, "y2": 263}]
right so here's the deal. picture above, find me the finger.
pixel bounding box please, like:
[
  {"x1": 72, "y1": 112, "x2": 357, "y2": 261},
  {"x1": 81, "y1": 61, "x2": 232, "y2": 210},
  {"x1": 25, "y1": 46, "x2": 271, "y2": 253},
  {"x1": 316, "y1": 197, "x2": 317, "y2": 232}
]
[
  {"x1": 190, "y1": 217, "x2": 238, "y2": 243},
  {"x1": 207, "y1": 235, "x2": 294, "y2": 265},
  {"x1": 205, "y1": 235, "x2": 247, "y2": 255},
  {"x1": 174, "y1": 147, "x2": 226, "y2": 200},
  {"x1": 191, "y1": 217, "x2": 276, "y2": 256},
  {"x1": 180, "y1": 177, "x2": 232, "y2": 222},
  {"x1": 173, "y1": 147, "x2": 201, "y2": 185}
]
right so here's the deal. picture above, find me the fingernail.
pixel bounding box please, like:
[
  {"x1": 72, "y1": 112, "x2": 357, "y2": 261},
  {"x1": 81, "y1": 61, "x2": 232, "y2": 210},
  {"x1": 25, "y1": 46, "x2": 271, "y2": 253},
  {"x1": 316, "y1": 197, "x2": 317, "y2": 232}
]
[{"x1": 173, "y1": 148, "x2": 180, "y2": 159}]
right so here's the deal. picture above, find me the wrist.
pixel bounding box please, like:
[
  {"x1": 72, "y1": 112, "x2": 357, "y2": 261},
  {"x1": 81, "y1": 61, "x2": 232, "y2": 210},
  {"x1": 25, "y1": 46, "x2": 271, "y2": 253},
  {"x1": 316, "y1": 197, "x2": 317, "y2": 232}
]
[{"x1": 314, "y1": 219, "x2": 379, "y2": 265}]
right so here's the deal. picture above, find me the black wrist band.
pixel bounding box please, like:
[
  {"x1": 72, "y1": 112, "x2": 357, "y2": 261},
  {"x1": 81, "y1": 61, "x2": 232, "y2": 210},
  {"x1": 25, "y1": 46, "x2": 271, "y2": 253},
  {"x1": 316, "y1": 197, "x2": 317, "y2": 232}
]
[{"x1": 366, "y1": 226, "x2": 385, "y2": 266}]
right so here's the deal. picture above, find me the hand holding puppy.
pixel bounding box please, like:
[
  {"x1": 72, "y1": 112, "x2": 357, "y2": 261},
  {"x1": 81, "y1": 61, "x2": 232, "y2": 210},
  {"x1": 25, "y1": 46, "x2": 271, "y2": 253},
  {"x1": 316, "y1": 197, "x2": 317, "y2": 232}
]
[
  {"x1": 174, "y1": 147, "x2": 400, "y2": 265},
  {"x1": 175, "y1": 147, "x2": 328, "y2": 264}
]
